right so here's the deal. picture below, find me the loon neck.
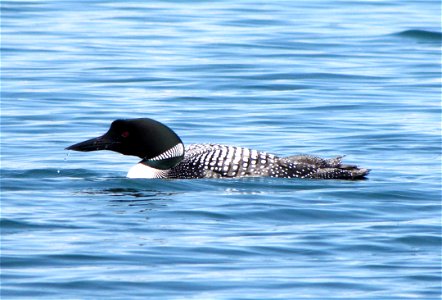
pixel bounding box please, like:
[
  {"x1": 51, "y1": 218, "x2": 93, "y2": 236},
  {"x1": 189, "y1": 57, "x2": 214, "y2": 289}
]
[{"x1": 141, "y1": 143, "x2": 185, "y2": 170}]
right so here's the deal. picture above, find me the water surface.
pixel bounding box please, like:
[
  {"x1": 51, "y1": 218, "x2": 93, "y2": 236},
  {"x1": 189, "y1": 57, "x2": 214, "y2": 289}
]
[{"x1": 1, "y1": 0, "x2": 441, "y2": 299}]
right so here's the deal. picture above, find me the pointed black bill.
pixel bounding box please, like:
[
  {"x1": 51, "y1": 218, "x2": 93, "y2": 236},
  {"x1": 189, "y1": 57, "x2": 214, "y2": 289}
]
[{"x1": 65, "y1": 135, "x2": 117, "y2": 152}]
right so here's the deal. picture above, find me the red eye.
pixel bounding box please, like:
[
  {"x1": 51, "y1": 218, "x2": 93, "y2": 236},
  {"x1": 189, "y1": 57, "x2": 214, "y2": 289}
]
[{"x1": 121, "y1": 131, "x2": 130, "y2": 138}]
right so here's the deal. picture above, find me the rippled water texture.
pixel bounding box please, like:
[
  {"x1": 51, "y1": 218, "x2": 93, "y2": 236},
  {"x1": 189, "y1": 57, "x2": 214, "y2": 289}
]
[{"x1": 1, "y1": 0, "x2": 441, "y2": 299}]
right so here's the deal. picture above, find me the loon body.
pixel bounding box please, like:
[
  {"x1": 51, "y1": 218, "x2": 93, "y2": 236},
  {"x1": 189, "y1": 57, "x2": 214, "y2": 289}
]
[{"x1": 66, "y1": 118, "x2": 369, "y2": 180}]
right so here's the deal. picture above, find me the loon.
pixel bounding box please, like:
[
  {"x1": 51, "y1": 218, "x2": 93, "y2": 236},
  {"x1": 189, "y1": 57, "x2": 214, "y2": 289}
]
[{"x1": 66, "y1": 118, "x2": 369, "y2": 180}]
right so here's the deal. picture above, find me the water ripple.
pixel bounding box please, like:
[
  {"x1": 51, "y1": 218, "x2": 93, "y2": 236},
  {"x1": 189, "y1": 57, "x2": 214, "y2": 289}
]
[{"x1": 1, "y1": 0, "x2": 440, "y2": 299}]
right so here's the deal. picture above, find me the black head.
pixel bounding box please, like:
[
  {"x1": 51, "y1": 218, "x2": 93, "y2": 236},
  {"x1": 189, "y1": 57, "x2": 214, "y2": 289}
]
[{"x1": 66, "y1": 118, "x2": 184, "y2": 169}]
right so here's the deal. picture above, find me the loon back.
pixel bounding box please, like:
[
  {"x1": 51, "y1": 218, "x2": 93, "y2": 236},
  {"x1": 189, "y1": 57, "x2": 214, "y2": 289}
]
[{"x1": 66, "y1": 118, "x2": 370, "y2": 180}]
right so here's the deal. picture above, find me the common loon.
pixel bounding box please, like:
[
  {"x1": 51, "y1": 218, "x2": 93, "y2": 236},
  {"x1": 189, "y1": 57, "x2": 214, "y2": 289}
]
[{"x1": 66, "y1": 118, "x2": 370, "y2": 180}]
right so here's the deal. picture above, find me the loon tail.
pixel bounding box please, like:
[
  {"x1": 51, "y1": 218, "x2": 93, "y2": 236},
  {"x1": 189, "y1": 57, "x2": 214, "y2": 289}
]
[
  {"x1": 313, "y1": 164, "x2": 370, "y2": 180},
  {"x1": 282, "y1": 155, "x2": 370, "y2": 180}
]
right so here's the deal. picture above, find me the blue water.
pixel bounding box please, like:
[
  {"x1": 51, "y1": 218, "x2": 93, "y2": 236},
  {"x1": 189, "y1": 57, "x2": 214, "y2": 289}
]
[{"x1": 1, "y1": 0, "x2": 441, "y2": 299}]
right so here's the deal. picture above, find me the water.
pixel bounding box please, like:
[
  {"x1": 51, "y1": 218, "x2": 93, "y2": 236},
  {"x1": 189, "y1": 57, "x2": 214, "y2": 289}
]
[{"x1": 1, "y1": 0, "x2": 441, "y2": 298}]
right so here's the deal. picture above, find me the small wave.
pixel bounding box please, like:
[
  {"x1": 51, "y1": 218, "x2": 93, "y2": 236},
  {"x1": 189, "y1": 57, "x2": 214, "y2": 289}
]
[
  {"x1": 395, "y1": 29, "x2": 442, "y2": 41},
  {"x1": 0, "y1": 218, "x2": 82, "y2": 233},
  {"x1": 0, "y1": 218, "x2": 36, "y2": 230},
  {"x1": 3, "y1": 168, "x2": 101, "y2": 179}
]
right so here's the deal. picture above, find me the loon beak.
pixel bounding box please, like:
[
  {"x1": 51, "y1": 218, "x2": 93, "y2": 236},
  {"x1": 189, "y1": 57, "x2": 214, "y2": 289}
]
[{"x1": 66, "y1": 135, "x2": 118, "y2": 152}]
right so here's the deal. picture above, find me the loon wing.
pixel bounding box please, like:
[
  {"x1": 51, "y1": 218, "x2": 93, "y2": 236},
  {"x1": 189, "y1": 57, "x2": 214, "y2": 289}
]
[{"x1": 281, "y1": 154, "x2": 370, "y2": 180}]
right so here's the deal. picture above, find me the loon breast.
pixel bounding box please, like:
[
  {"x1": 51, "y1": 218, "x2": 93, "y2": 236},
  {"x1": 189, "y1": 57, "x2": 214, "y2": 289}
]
[{"x1": 127, "y1": 163, "x2": 169, "y2": 179}]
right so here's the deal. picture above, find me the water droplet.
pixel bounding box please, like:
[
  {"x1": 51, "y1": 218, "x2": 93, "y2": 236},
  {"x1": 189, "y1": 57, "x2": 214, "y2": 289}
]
[{"x1": 58, "y1": 151, "x2": 71, "y2": 175}]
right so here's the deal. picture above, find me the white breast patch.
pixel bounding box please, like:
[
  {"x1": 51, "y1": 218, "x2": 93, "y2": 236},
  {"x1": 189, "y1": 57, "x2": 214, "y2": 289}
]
[{"x1": 126, "y1": 163, "x2": 168, "y2": 179}]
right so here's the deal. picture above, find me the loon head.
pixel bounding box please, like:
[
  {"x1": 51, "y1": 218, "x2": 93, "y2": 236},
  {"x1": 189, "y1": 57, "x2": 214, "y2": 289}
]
[{"x1": 66, "y1": 118, "x2": 184, "y2": 170}]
